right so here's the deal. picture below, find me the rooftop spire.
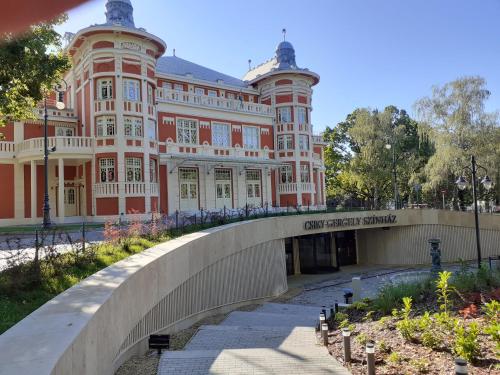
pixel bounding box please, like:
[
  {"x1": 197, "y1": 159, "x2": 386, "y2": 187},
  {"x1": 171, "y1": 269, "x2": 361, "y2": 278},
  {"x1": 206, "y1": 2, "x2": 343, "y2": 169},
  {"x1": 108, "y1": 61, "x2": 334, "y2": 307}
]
[
  {"x1": 282, "y1": 28, "x2": 286, "y2": 41},
  {"x1": 105, "y1": 0, "x2": 135, "y2": 28}
]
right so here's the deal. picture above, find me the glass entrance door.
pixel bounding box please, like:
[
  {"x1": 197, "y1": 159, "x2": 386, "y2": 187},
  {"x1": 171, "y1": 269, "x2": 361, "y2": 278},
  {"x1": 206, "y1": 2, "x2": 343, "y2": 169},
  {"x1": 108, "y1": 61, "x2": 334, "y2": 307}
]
[
  {"x1": 245, "y1": 170, "x2": 262, "y2": 207},
  {"x1": 335, "y1": 231, "x2": 357, "y2": 266},
  {"x1": 179, "y1": 168, "x2": 199, "y2": 211},
  {"x1": 64, "y1": 187, "x2": 77, "y2": 216},
  {"x1": 215, "y1": 169, "x2": 232, "y2": 209}
]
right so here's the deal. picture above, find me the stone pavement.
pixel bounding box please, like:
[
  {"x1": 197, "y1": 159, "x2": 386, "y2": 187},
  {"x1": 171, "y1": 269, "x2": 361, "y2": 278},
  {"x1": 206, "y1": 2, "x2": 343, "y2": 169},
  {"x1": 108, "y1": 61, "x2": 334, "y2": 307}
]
[{"x1": 157, "y1": 302, "x2": 350, "y2": 375}]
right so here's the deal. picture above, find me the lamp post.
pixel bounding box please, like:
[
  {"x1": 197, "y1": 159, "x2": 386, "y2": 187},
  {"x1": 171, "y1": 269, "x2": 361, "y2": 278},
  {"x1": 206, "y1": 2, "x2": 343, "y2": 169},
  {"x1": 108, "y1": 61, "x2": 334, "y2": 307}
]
[
  {"x1": 455, "y1": 155, "x2": 493, "y2": 269},
  {"x1": 42, "y1": 80, "x2": 67, "y2": 228},
  {"x1": 385, "y1": 142, "x2": 398, "y2": 209}
]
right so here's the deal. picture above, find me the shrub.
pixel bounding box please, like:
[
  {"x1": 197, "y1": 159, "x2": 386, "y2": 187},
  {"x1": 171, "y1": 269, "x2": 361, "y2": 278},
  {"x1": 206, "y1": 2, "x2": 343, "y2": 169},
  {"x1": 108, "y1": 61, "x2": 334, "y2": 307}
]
[
  {"x1": 409, "y1": 358, "x2": 430, "y2": 373},
  {"x1": 395, "y1": 297, "x2": 418, "y2": 341},
  {"x1": 453, "y1": 321, "x2": 480, "y2": 362},
  {"x1": 416, "y1": 311, "x2": 442, "y2": 349},
  {"x1": 349, "y1": 300, "x2": 369, "y2": 311},
  {"x1": 387, "y1": 351, "x2": 402, "y2": 364},
  {"x1": 436, "y1": 271, "x2": 453, "y2": 316},
  {"x1": 378, "y1": 339, "x2": 391, "y2": 354},
  {"x1": 334, "y1": 312, "x2": 348, "y2": 323},
  {"x1": 355, "y1": 332, "x2": 368, "y2": 346},
  {"x1": 378, "y1": 316, "x2": 392, "y2": 329},
  {"x1": 483, "y1": 300, "x2": 500, "y2": 353},
  {"x1": 362, "y1": 310, "x2": 375, "y2": 322}
]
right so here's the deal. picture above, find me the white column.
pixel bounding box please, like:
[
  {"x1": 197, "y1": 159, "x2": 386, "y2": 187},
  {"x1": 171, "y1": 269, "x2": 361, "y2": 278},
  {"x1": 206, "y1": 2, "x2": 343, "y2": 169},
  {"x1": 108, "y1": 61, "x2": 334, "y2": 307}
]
[
  {"x1": 293, "y1": 105, "x2": 302, "y2": 206},
  {"x1": 14, "y1": 122, "x2": 24, "y2": 219},
  {"x1": 115, "y1": 56, "x2": 126, "y2": 215},
  {"x1": 141, "y1": 65, "x2": 151, "y2": 213},
  {"x1": 315, "y1": 168, "x2": 321, "y2": 207},
  {"x1": 30, "y1": 160, "x2": 37, "y2": 219},
  {"x1": 82, "y1": 162, "x2": 87, "y2": 216},
  {"x1": 58, "y1": 158, "x2": 65, "y2": 222}
]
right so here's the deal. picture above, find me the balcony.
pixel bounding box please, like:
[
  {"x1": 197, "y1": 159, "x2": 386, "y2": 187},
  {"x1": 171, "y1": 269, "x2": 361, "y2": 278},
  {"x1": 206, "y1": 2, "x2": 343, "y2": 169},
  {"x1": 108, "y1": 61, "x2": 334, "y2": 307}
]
[
  {"x1": 94, "y1": 182, "x2": 160, "y2": 198},
  {"x1": 156, "y1": 88, "x2": 273, "y2": 117},
  {"x1": 278, "y1": 182, "x2": 315, "y2": 194},
  {"x1": 164, "y1": 142, "x2": 272, "y2": 160},
  {"x1": 94, "y1": 99, "x2": 115, "y2": 115},
  {"x1": 0, "y1": 142, "x2": 15, "y2": 158},
  {"x1": 16, "y1": 136, "x2": 94, "y2": 161},
  {"x1": 312, "y1": 135, "x2": 326, "y2": 144}
]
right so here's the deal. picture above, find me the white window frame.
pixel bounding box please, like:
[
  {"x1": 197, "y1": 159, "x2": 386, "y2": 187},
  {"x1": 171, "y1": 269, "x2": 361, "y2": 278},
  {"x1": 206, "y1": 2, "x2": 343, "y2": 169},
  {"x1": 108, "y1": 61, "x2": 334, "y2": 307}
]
[
  {"x1": 211, "y1": 122, "x2": 230, "y2": 147},
  {"x1": 124, "y1": 117, "x2": 143, "y2": 138},
  {"x1": 174, "y1": 83, "x2": 184, "y2": 91},
  {"x1": 280, "y1": 165, "x2": 293, "y2": 183},
  {"x1": 207, "y1": 89, "x2": 217, "y2": 97},
  {"x1": 277, "y1": 107, "x2": 291, "y2": 123},
  {"x1": 176, "y1": 118, "x2": 198, "y2": 144},
  {"x1": 297, "y1": 107, "x2": 307, "y2": 124},
  {"x1": 243, "y1": 126, "x2": 259, "y2": 150},
  {"x1": 97, "y1": 78, "x2": 113, "y2": 100},
  {"x1": 150, "y1": 158, "x2": 157, "y2": 183},
  {"x1": 147, "y1": 119, "x2": 157, "y2": 140},
  {"x1": 99, "y1": 158, "x2": 115, "y2": 182},
  {"x1": 96, "y1": 116, "x2": 115, "y2": 137},
  {"x1": 194, "y1": 87, "x2": 204, "y2": 95},
  {"x1": 125, "y1": 157, "x2": 142, "y2": 182},
  {"x1": 147, "y1": 84, "x2": 153, "y2": 104},
  {"x1": 300, "y1": 164, "x2": 310, "y2": 183},
  {"x1": 123, "y1": 79, "x2": 140, "y2": 102},
  {"x1": 245, "y1": 170, "x2": 261, "y2": 199},
  {"x1": 299, "y1": 134, "x2": 309, "y2": 151},
  {"x1": 277, "y1": 134, "x2": 293, "y2": 150}
]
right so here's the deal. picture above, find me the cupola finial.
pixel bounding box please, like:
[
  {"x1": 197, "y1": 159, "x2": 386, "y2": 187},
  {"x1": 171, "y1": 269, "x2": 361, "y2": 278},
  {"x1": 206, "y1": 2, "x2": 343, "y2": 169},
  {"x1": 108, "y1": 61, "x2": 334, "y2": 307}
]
[{"x1": 282, "y1": 28, "x2": 286, "y2": 41}]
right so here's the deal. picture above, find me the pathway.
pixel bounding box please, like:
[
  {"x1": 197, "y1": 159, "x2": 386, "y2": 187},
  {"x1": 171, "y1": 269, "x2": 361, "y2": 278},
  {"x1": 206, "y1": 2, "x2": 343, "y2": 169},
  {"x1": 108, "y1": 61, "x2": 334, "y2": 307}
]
[{"x1": 157, "y1": 302, "x2": 350, "y2": 375}]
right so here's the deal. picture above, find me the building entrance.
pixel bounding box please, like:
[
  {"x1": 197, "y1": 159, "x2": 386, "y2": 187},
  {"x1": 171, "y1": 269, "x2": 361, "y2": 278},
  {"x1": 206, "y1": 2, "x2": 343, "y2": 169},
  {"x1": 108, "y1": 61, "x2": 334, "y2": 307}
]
[{"x1": 335, "y1": 230, "x2": 357, "y2": 266}]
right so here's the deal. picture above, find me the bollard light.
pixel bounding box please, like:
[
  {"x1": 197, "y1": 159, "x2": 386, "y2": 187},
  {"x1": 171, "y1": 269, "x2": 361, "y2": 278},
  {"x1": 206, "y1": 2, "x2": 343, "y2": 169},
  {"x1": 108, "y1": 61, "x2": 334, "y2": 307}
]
[
  {"x1": 342, "y1": 327, "x2": 351, "y2": 363},
  {"x1": 366, "y1": 341, "x2": 375, "y2": 375},
  {"x1": 321, "y1": 323, "x2": 329, "y2": 346},
  {"x1": 455, "y1": 358, "x2": 468, "y2": 375},
  {"x1": 317, "y1": 313, "x2": 325, "y2": 332}
]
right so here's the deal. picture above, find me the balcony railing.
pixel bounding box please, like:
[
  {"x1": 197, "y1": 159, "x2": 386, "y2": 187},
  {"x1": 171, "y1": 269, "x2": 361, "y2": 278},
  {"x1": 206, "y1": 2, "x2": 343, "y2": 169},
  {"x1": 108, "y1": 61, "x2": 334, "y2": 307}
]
[
  {"x1": 16, "y1": 137, "x2": 94, "y2": 159},
  {"x1": 0, "y1": 142, "x2": 15, "y2": 158},
  {"x1": 94, "y1": 99, "x2": 115, "y2": 114},
  {"x1": 312, "y1": 135, "x2": 325, "y2": 144},
  {"x1": 94, "y1": 182, "x2": 160, "y2": 198},
  {"x1": 156, "y1": 88, "x2": 273, "y2": 116},
  {"x1": 278, "y1": 182, "x2": 315, "y2": 194},
  {"x1": 164, "y1": 142, "x2": 272, "y2": 160}
]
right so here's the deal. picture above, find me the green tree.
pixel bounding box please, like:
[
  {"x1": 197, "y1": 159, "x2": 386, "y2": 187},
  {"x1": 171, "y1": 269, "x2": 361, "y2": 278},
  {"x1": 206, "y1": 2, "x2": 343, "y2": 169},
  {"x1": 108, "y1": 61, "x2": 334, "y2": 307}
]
[
  {"x1": 415, "y1": 76, "x2": 499, "y2": 208},
  {"x1": 323, "y1": 106, "x2": 432, "y2": 209},
  {"x1": 0, "y1": 16, "x2": 70, "y2": 132}
]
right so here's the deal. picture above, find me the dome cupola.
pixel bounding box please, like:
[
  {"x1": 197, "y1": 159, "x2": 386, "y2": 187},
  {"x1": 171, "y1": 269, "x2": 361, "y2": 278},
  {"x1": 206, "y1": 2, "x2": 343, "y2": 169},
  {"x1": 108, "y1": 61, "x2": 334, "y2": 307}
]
[
  {"x1": 275, "y1": 40, "x2": 297, "y2": 69},
  {"x1": 105, "y1": 0, "x2": 135, "y2": 28}
]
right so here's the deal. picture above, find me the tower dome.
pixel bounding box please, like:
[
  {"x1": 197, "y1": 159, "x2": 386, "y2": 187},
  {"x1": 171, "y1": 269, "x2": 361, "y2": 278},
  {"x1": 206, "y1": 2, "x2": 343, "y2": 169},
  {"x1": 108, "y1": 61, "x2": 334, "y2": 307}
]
[
  {"x1": 275, "y1": 41, "x2": 297, "y2": 69},
  {"x1": 105, "y1": 0, "x2": 135, "y2": 28}
]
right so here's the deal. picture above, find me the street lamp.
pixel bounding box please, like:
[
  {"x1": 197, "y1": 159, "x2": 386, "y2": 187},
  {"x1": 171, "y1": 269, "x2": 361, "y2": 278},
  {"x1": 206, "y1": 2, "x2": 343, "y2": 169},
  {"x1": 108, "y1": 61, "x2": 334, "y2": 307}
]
[
  {"x1": 385, "y1": 142, "x2": 398, "y2": 210},
  {"x1": 455, "y1": 155, "x2": 493, "y2": 268},
  {"x1": 42, "y1": 79, "x2": 67, "y2": 228}
]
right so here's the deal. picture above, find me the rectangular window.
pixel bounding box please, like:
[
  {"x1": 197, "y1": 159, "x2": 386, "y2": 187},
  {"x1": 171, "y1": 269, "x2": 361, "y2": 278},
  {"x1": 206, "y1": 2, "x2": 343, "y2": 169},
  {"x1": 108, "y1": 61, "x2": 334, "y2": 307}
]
[
  {"x1": 96, "y1": 116, "x2": 115, "y2": 137},
  {"x1": 277, "y1": 107, "x2": 291, "y2": 123},
  {"x1": 207, "y1": 90, "x2": 217, "y2": 97},
  {"x1": 124, "y1": 117, "x2": 143, "y2": 137},
  {"x1": 299, "y1": 134, "x2": 309, "y2": 150},
  {"x1": 174, "y1": 83, "x2": 184, "y2": 91},
  {"x1": 226, "y1": 92, "x2": 235, "y2": 100},
  {"x1": 280, "y1": 165, "x2": 293, "y2": 183},
  {"x1": 246, "y1": 170, "x2": 261, "y2": 198},
  {"x1": 212, "y1": 122, "x2": 230, "y2": 147},
  {"x1": 243, "y1": 126, "x2": 259, "y2": 149},
  {"x1": 277, "y1": 135, "x2": 293, "y2": 150},
  {"x1": 147, "y1": 119, "x2": 156, "y2": 140},
  {"x1": 150, "y1": 159, "x2": 157, "y2": 183},
  {"x1": 176, "y1": 118, "x2": 198, "y2": 144},
  {"x1": 98, "y1": 79, "x2": 113, "y2": 100},
  {"x1": 162, "y1": 82, "x2": 171, "y2": 89},
  {"x1": 194, "y1": 87, "x2": 204, "y2": 95},
  {"x1": 300, "y1": 164, "x2": 310, "y2": 183},
  {"x1": 123, "y1": 79, "x2": 140, "y2": 101},
  {"x1": 99, "y1": 158, "x2": 115, "y2": 182},
  {"x1": 147, "y1": 85, "x2": 153, "y2": 104},
  {"x1": 125, "y1": 157, "x2": 142, "y2": 182},
  {"x1": 298, "y1": 107, "x2": 307, "y2": 124}
]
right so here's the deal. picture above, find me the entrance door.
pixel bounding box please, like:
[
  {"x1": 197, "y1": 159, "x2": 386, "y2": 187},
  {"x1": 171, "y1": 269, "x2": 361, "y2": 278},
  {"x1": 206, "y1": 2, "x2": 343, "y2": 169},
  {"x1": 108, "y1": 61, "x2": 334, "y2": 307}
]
[
  {"x1": 215, "y1": 169, "x2": 232, "y2": 209},
  {"x1": 64, "y1": 187, "x2": 77, "y2": 216},
  {"x1": 245, "y1": 170, "x2": 262, "y2": 207},
  {"x1": 335, "y1": 231, "x2": 357, "y2": 266},
  {"x1": 179, "y1": 168, "x2": 199, "y2": 211}
]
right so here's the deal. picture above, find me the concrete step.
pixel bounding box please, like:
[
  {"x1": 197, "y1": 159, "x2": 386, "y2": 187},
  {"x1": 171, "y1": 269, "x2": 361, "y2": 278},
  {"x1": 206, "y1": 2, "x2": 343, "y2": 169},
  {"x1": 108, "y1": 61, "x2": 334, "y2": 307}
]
[
  {"x1": 255, "y1": 302, "x2": 324, "y2": 316},
  {"x1": 185, "y1": 324, "x2": 318, "y2": 351},
  {"x1": 158, "y1": 348, "x2": 350, "y2": 375},
  {"x1": 219, "y1": 310, "x2": 317, "y2": 328}
]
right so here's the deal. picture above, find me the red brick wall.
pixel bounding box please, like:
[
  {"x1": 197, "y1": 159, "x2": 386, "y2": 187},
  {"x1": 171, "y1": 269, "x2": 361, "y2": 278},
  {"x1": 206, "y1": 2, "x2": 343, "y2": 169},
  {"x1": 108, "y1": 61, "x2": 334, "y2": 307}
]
[
  {"x1": 84, "y1": 82, "x2": 91, "y2": 137},
  {"x1": 159, "y1": 164, "x2": 168, "y2": 214},
  {"x1": 85, "y1": 161, "x2": 92, "y2": 215},
  {"x1": 96, "y1": 198, "x2": 118, "y2": 215},
  {"x1": 92, "y1": 41, "x2": 114, "y2": 49},
  {"x1": 24, "y1": 165, "x2": 31, "y2": 218},
  {"x1": 126, "y1": 197, "x2": 145, "y2": 214},
  {"x1": 0, "y1": 165, "x2": 14, "y2": 218}
]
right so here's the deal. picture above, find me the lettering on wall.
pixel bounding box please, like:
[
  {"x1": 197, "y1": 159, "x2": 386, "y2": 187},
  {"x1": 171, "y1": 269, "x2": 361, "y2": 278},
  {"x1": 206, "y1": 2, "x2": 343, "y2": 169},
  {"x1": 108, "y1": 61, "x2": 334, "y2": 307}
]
[
  {"x1": 303, "y1": 214, "x2": 397, "y2": 231},
  {"x1": 121, "y1": 42, "x2": 142, "y2": 51}
]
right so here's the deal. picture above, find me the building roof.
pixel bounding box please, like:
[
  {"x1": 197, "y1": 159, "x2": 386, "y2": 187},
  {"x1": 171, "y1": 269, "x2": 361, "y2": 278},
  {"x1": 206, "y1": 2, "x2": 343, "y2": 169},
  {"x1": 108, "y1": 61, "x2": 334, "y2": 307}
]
[{"x1": 156, "y1": 56, "x2": 248, "y2": 88}]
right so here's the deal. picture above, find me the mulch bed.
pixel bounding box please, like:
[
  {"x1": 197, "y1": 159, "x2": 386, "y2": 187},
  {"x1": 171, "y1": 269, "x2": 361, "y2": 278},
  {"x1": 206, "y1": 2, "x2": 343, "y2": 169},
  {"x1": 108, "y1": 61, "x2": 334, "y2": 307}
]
[{"x1": 327, "y1": 314, "x2": 499, "y2": 374}]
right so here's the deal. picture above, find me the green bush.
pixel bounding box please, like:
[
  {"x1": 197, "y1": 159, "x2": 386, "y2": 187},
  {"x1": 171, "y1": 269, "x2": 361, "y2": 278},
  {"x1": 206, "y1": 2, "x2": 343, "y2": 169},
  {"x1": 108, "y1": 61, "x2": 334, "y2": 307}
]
[
  {"x1": 453, "y1": 321, "x2": 480, "y2": 362},
  {"x1": 387, "y1": 351, "x2": 402, "y2": 364},
  {"x1": 355, "y1": 332, "x2": 368, "y2": 346},
  {"x1": 451, "y1": 266, "x2": 500, "y2": 294},
  {"x1": 483, "y1": 300, "x2": 500, "y2": 354},
  {"x1": 395, "y1": 297, "x2": 418, "y2": 341},
  {"x1": 409, "y1": 358, "x2": 430, "y2": 373}
]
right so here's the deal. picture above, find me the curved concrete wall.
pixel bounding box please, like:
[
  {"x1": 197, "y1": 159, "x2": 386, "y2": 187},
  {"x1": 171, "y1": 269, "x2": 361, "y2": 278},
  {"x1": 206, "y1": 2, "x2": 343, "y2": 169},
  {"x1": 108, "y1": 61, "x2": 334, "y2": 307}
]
[{"x1": 0, "y1": 210, "x2": 498, "y2": 375}]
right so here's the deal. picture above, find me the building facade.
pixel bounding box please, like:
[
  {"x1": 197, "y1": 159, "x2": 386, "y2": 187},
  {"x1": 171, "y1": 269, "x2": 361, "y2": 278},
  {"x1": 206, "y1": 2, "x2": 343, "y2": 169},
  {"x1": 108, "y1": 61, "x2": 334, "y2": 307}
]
[{"x1": 0, "y1": 0, "x2": 326, "y2": 225}]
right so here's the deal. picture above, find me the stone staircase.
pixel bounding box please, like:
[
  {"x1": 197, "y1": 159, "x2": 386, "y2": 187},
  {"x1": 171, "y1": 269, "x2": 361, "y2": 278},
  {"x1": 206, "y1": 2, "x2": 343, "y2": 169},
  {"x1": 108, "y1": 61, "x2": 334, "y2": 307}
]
[{"x1": 157, "y1": 302, "x2": 349, "y2": 375}]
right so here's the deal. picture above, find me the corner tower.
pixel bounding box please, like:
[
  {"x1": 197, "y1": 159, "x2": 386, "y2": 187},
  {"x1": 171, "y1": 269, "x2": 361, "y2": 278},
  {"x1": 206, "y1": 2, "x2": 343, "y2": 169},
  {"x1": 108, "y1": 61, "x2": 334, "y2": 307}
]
[{"x1": 244, "y1": 38, "x2": 325, "y2": 208}]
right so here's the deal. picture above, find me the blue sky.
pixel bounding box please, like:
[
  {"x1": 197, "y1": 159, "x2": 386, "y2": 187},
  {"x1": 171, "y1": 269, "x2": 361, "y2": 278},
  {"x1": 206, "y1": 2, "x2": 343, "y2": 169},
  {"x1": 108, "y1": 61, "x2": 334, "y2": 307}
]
[{"x1": 56, "y1": 0, "x2": 500, "y2": 134}]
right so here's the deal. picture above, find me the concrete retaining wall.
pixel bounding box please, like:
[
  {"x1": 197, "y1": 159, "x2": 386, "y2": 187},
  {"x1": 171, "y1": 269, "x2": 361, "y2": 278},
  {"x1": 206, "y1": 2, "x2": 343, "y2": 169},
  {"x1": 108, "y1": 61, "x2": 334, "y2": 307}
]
[{"x1": 0, "y1": 210, "x2": 498, "y2": 375}]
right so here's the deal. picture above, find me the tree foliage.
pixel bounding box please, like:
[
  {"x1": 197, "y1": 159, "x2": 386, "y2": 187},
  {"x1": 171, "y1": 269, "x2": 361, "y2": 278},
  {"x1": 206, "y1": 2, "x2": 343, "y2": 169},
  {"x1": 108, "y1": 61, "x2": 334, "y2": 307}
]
[{"x1": 0, "y1": 16, "x2": 70, "y2": 128}]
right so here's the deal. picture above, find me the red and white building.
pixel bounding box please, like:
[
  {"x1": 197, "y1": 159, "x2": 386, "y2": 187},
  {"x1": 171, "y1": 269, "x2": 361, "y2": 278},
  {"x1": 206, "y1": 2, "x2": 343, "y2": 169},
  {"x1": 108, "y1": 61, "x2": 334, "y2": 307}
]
[{"x1": 0, "y1": 0, "x2": 327, "y2": 225}]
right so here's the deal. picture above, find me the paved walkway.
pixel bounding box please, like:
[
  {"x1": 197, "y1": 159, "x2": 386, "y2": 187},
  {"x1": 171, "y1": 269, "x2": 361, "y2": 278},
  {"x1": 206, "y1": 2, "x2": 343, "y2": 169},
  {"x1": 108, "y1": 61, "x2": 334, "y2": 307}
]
[{"x1": 157, "y1": 302, "x2": 349, "y2": 375}]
